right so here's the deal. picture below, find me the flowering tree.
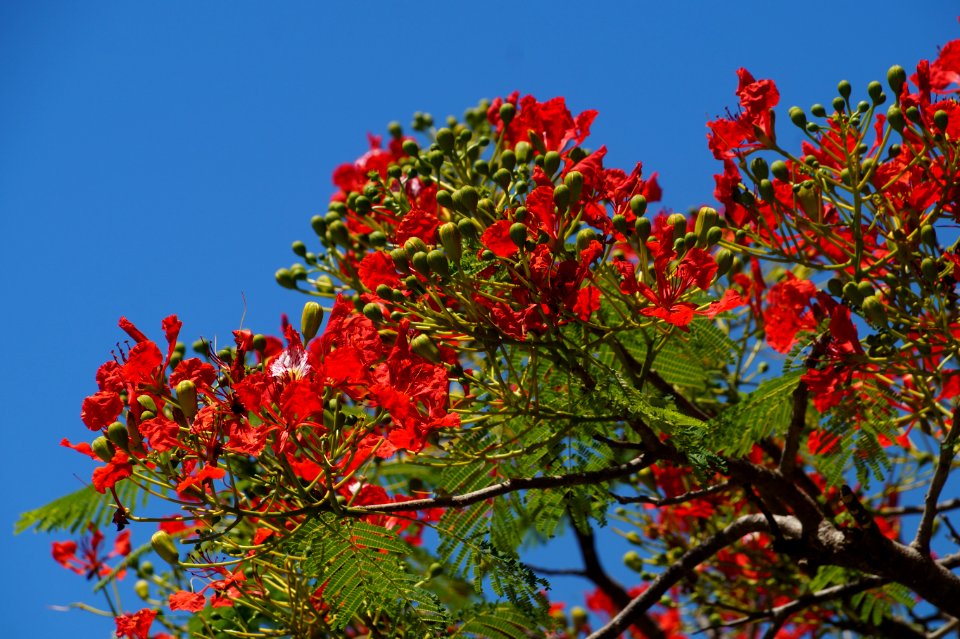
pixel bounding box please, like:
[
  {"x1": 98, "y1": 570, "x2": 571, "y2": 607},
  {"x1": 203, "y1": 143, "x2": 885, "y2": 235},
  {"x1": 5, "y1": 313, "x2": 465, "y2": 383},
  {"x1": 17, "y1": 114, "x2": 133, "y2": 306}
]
[{"x1": 19, "y1": 33, "x2": 960, "y2": 639}]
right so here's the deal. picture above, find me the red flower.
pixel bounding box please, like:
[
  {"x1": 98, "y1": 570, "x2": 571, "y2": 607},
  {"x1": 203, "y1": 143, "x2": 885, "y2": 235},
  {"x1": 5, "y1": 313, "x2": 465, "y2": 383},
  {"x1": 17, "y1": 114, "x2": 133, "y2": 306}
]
[
  {"x1": 92, "y1": 452, "x2": 133, "y2": 493},
  {"x1": 633, "y1": 249, "x2": 719, "y2": 328},
  {"x1": 52, "y1": 526, "x2": 130, "y2": 579},
  {"x1": 114, "y1": 608, "x2": 157, "y2": 639},
  {"x1": 763, "y1": 274, "x2": 817, "y2": 353},
  {"x1": 81, "y1": 390, "x2": 124, "y2": 431},
  {"x1": 169, "y1": 590, "x2": 206, "y2": 612}
]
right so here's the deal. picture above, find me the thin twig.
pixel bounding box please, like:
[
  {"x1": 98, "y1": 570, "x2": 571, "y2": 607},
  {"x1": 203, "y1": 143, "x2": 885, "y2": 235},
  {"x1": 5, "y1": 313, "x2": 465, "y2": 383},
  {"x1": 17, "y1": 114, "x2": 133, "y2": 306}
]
[{"x1": 913, "y1": 405, "x2": 960, "y2": 555}]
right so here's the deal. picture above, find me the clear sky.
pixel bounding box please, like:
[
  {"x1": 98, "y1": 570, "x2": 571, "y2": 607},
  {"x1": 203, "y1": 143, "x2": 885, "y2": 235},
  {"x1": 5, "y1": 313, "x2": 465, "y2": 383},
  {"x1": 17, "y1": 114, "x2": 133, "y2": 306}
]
[{"x1": 2, "y1": 3, "x2": 958, "y2": 637}]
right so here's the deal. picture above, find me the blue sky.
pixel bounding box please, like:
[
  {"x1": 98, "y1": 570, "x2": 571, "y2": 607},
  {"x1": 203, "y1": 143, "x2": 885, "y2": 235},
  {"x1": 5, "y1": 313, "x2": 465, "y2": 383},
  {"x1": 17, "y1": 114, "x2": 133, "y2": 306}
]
[{"x1": 2, "y1": 3, "x2": 958, "y2": 637}]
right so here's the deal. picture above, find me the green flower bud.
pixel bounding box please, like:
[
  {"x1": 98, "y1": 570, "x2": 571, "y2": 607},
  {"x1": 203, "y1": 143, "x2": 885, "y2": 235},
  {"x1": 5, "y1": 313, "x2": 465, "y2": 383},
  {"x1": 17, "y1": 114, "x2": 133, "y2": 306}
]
[
  {"x1": 564, "y1": 170, "x2": 583, "y2": 203},
  {"x1": 436, "y1": 128, "x2": 455, "y2": 153},
  {"x1": 458, "y1": 217, "x2": 481, "y2": 241},
  {"x1": 315, "y1": 275, "x2": 335, "y2": 293},
  {"x1": 715, "y1": 248, "x2": 733, "y2": 277},
  {"x1": 362, "y1": 302, "x2": 383, "y2": 322},
  {"x1": 768, "y1": 160, "x2": 788, "y2": 182},
  {"x1": 404, "y1": 236, "x2": 429, "y2": 257},
  {"x1": 921, "y1": 257, "x2": 939, "y2": 282},
  {"x1": 934, "y1": 110, "x2": 949, "y2": 132},
  {"x1": 810, "y1": 103, "x2": 827, "y2": 118},
  {"x1": 796, "y1": 182, "x2": 820, "y2": 219},
  {"x1": 553, "y1": 183, "x2": 570, "y2": 211},
  {"x1": 509, "y1": 222, "x2": 528, "y2": 248},
  {"x1": 452, "y1": 186, "x2": 479, "y2": 213},
  {"x1": 134, "y1": 579, "x2": 150, "y2": 600},
  {"x1": 635, "y1": 217, "x2": 651, "y2": 242},
  {"x1": 788, "y1": 106, "x2": 807, "y2": 128},
  {"x1": 301, "y1": 301, "x2": 323, "y2": 342},
  {"x1": 515, "y1": 141, "x2": 532, "y2": 164},
  {"x1": 435, "y1": 189, "x2": 455, "y2": 210},
  {"x1": 327, "y1": 220, "x2": 350, "y2": 246},
  {"x1": 571, "y1": 606, "x2": 588, "y2": 631},
  {"x1": 887, "y1": 105, "x2": 905, "y2": 132},
  {"x1": 427, "y1": 249, "x2": 449, "y2": 278},
  {"x1": 543, "y1": 151, "x2": 561, "y2": 176},
  {"x1": 576, "y1": 228, "x2": 597, "y2": 252},
  {"x1": 151, "y1": 530, "x2": 180, "y2": 566},
  {"x1": 492, "y1": 168, "x2": 512, "y2": 190},
  {"x1": 368, "y1": 231, "x2": 388, "y2": 249},
  {"x1": 389, "y1": 247, "x2": 409, "y2": 273},
  {"x1": 291, "y1": 240, "x2": 307, "y2": 257},
  {"x1": 629, "y1": 195, "x2": 647, "y2": 218},
  {"x1": 499, "y1": 102, "x2": 516, "y2": 126},
  {"x1": 837, "y1": 79, "x2": 852, "y2": 100},
  {"x1": 683, "y1": 231, "x2": 697, "y2": 249},
  {"x1": 411, "y1": 251, "x2": 431, "y2": 276},
  {"x1": 861, "y1": 296, "x2": 886, "y2": 325},
  {"x1": 91, "y1": 436, "x2": 115, "y2": 463},
  {"x1": 706, "y1": 225, "x2": 724, "y2": 246},
  {"x1": 612, "y1": 214, "x2": 629, "y2": 235},
  {"x1": 867, "y1": 81, "x2": 884, "y2": 105},
  {"x1": 842, "y1": 281, "x2": 864, "y2": 306},
  {"x1": 401, "y1": 139, "x2": 419, "y2": 157},
  {"x1": 499, "y1": 149, "x2": 517, "y2": 171},
  {"x1": 887, "y1": 65, "x2": 907, "y2": 96},
  {"x1": 136, "y1": 395, "x2": 157, "y2": 414},
  {"x1": 375, "y1": 284, "x2": 393, "y2": 299},
  {"x1": 107, "y1": 421, "x2": 130, "y2": 452},
  {"x1": 906, "y1": 106, "x2": 922, "y2": 123},
  {"x1": 438, "y1": 222, "x2": 462, "y2": 263},
  {"x1": 625, "y1": 531, "x2": 642, "y2": 544},
  {"x1": 275, "y1": 268, "x2": 296, "y2": 289},
  {"x1": 624, "y1": 550, "x2": 644, "y2": 572},
  {"x1": 920, "y1": 224, "x2": 937, "y2": 247},
  {"x1": 758, "y1": 178, "x2": 775, "y2": 202},
  {"x1": 832, "y1": 96, "x2": 846, "y2": 113},
  {"x1": 666, "y1": 213, "x2": 686, "y2": 241},
  {"x1": 410, "y1": 334, "x2": 441, "y2": 363},
  {"x1": 749, "y1": 157, "x2": 768, "y2": 180},
  {"x1": 857, "y1": 281, "x2": 875, "y2": 299},
  {"x1": 827, "y1": 278, "x2": 844, "y2": 298},
  {"x1": 176, "y1": 380, "x2": 197, "y2": 420}
]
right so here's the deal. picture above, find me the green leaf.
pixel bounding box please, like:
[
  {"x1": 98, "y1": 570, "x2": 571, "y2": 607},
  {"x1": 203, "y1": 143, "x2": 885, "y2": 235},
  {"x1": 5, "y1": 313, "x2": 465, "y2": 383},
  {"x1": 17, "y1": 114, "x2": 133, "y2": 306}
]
[{"x1": 15, "y1": 483, "x2": 140, "y2": 535}]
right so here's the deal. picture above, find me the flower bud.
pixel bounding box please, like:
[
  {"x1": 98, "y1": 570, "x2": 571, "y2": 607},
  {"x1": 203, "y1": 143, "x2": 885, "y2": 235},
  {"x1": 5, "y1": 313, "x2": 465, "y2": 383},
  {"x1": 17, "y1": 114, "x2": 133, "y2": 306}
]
[
  {"x1": 362, "y1": 302, "x2": 383, "y2": 322},
  {"x1": 438, "y1": 222, "x2": 462, "y2": 263},
  {"x1": 706, "y1": 226, "x2": 724, "y2": 246},
  {"x1": 401, "y1": 139, "x2": 419, "y2": 157},
  {"x1": 310, "y1": 215, "x2": 326, "y2": 236},
  {"x1": 427, "y1": 249, "x2": 449, "y2": 278},
  {"x1": 327, "y1": 220, "x2": 350, "y2": 246},
  {"x1": 810, "y1": 103, "x2": 827, "y2": 118},
  {"x1": 827, "y1": 278, "x2": 844, "y2": 298},
  {"x1": 749, "y1": 157, "x2": 768, "y2": 180},
  {"x1": 920, "y1": 224, "x2": 937, "y2": 247},
  {"x1": 564, "y1": 170, "x2": 583, "y2": 203},
  {"x1": 134, "y1": 579, "x2": 150, "y2": 600},
  {"x1": 635, "y1": 217, "x2": 651, "y2": 242},
  {"x1": 291, "y1": 240, "x2": 307, "y2": 257},
  {"x1": 887, "y1": 105, "x2": 905, "y2": 132},
  {"x1": 623, "y1": 550, "x2": 644, "y2": 572},
  {"x1": 867, "y1": 81, "x2": 884, "y2": 105},
  {"x1": 758, "y1": 178, "x2": 775, "y2": 202},
  {"x1": 176, "y1": 380, "x2": 198, "y2": 420},
  {"x1": 921, "y1": 257, "x2": 939, "y2": 282},
  {"x1": 629, "y1": 195, "x2": 647, "y2": 217},
  {"x1": 499, "y1": 102, "x2": 516, "y2": 126},
  {"x1": 837, "y1": 79, "x2": 852, "y2": 100},
  {"x1": 389, "y1": 247, "x2": 410, "y2": 273},
  {"x1": 543, "y1": 151, "x2": 561, "y2": 176},
  {"x1": 514, "y1": 141, "x2": 532, "y2": 164},
  {"x1": 410, "y1": 334, "x2": 442, "y2": 363},
  {"x1": 832, "y1": 96, "x2": 845, "y2": 114},
  {"x1": 694, "y1": 206, "x2": 719, "y2": 240},
  {"x1": 509, "y1": 222, "x2": 528, "y2": 248},
  {"x1": 301, "y1": 301, "x2": 323, "y2": 342},
  {"x1": 458, "y1": 217, "x2": 481, "y2": 241},
  {"x1": 436, "y1": 189, "x2": 454, "y2": 210},
  {"x1": 452, "y1": 186, "x2": 479, "y2": 213},
  {"x1": 667, "y1": 213, "x2": 687, "y2": 240},
  {"x1": 553, "y1": 183, "x2": 570, "y2": 212},
  {"x1": 788, "y1": 106, "x2": 807, "y2": 128},
  {"x1": 796, "y1": 182, "x2": 820, "y2": 220},
  {"x1": 411, "y1": 251, "x2": 431, "y2": 276},
  {"x1": 404, "y1": 236, "x2": 429, "y2": 258},
  {"x1": 842, "y1": 282, "x2": 864, "y2": 306},
  {"x1": 714, "y1": 248, "x2": 733, "y2": 277},
  {"x1": 137, "y1": 395, "x2": 158, "y2": 414},
  {"x1": 576, "y1": 228, "x2": 597, "y2": 252},
  {"x1": 275, "y1": 268, "x2": 297, "y2": 289},
  {"x1": 436, "y1": 128, "x2": 455, "y2": 153},
  {"x1": 861, "y1": 296, "x2": 886, "y2": 325},
  {"x1": 492, "y1": 168, "x2": 512, "y2": 190},
  {"x1": 934, "y1": 110, "x2": 949, "y2": 132},
  {"x1": 612, "y1": 214, "x2": 629, "y2": 235},
  {"x1": 887, "y1": 65, "x2": 907, "y2": 97},
  {"x1": 92, "y1": 436, "x2": 115, "y2": 463},
  {"x1": 906, "y1": 106, "x2": 922, "y2": 123},
  {"x1": 107, "y1": 420, "x2": 130, "y2": 452},
  {"x1": 151, "y1": 530, "x2": 180, "y2": 566}
]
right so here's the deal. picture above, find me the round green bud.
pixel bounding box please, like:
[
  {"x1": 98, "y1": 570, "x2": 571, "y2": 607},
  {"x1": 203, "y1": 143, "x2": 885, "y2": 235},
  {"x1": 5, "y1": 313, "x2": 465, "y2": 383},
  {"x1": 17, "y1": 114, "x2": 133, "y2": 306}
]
[
  {"x1": 139, "y1": 560, "x2": 154, "y2": 577},
  {"x1": 362, "y1": 302, "x2": 383, "y2": 322},
  {"x1": 842, "y1": 281, "x2": 864, "y2": 306},
  {"x1": 770, "y1": 160, "x2": 789, "y2": 181},
  {"x1": 666, "y1": 212, "x2": 687, "y2": 239},
  {"x1": 906, "y1": 106, "x2": 922, "y2": 123},
  {"x1": 810, "y1": 103, "x2": 827, "y2": 118},
  {"x1": 576, "y1": 228, "x2": 598, "y2": 252},
  {"x1": 480, "y1": 249, "x2": 495, "y2": 261},
  {"x1": 564, "y1": 170, "x2": 583, "y2": 203},
  {"x1": 934, "y1": 110, "x2": 949, "y2": 132},
  {"x1": 515, "y1": 141, "x2": 532, "y2": 164},
  {"x1": 134, "y1": 579, "x2": 150, "y2": 600},
  {"x1": 788, "y1": 106, "x2": 807, "y2": 128},
  {"x1": 837, "y1": 79, "x2": 852, "y2": 100},
  {"x1": 749, "y1": 157, "x2": 769, "y2": 180},
  {"x1": 137, "y1": 395, "x2": 158, "y2": 414},
  {"x1": 715, "y1": 248, "x2": 733, "y2": 277},
  {"x1": 176, "y1": 379, "x2": 198, "y2": 420},
  {"x1": 500, "y1": 149, "x2": 517, "y2": 171},
  {"x1": 401, "y1": 139, "x2": 419, "y2": 157},
  {"x1": 625, "y1": 531, "x2": 642, "y2": 544},
  {"x1": 612, "y1": 214, "x2": 629, "y2": 235},
  {"x1": 857, "y1": 100, "x2": 870, "y2": 114},
  {"x1": 758, "y1": 178, "x2": 775, "y2": 202},
  {"x1": 315, "y1": 275, "x2": 335, "y2": 293},
  {"x1": 867, "y1": 81, "x2": 884, "y2": 104},
  {"x1": 629, "y1": 195, "x2": 647, "y2": 217},
  {"x1": 404, "y1": 236, "x2": 429, "y2": 257},
  {"x1": 387, "y1": 120, "x2": 403, "y2": 139},
  {"x1": 509, "y1": 222, "x2": 528, "y2": 248},
  {"x1": 375, "y1": 284, "x2": 393, "y2": 299},
  {"x1": 436, "y1": 128, "x2": 455, "y2": 153},
  {"x1": 623, "y1": 550, "x2": 644, "y2": 572},
  {"x1": 368, "y1": 231, "x2": 388, "y2": 248},
  {"x1": 553, "y1": 183, "x2": 571, "y2": 211},
  {"x1": 635, "y1": 216, "x2": 651, "y2": 242},
  {"x1": 151, "y1": 530, "x2": 180, "y2": 566},
  {"x1": 921, "y1": 257, "x2": 939, "y2": 282},
  {"x1": 492, "y1": 168, "x2": 512, "y2": 190},
  {"x1": 327, "y1": 220, "x2": 350, "y2": 246},
  {"x1": 438, "y1": 222, "x2": 462, "y2": 263},
  {"x1": 453, "y1": 186, "x2": 479, "y2": 213},
  {"x1": 436, "y1": 189, "x2": 454, "y2": 210},
  {"x1": 410, "y1": 334, "x2": 442, "y2": 363},
  {"x1": 389, "y1": 247, "x2": 409, "y2": 273},
  {"x1": 411, "y1": 251, "x2": 431, "y2": 276},
  {"x1": 139, "y1": 410, "x2": 156, "y2": 422},
  {"x1": 499, "y1": 102, "x2": 516, "y2": 126},
  {"x1": 857, "y1": 281, "x2": 875, "y2": 298},
  {"x1": 107, "y1": 420, "x2": 130, "y2": 451},
  {"x1": 805, "y1": 121, "x2": 821, "y2": 134},
  {"x1": 301, "y1": 301, "x2": 323, "y2": 342},
  {"x1": 861, "y1": 296, "x2": 886, "y2": 325},
  {"x1": 827, "y1": 278, "x2": 844, "y2": 298},
  {"x1": 458, "y1": 217, "x2": 481, "y2": 240},
  {"x1": 543, "y1": 151, "x2": 561, "y2": 176},
  {"x1": 887, "y1": 105, "x2": 905, "y2": 132},
  {"x1": 887, "y1": 65, "x2": 907, "y2": 96},
  {"x1": 920, "y1": 224, "x2": 937, "y2": 247},
  {"x1": 427, "y1": 249, "x2": 449, "y2": 278},
  {"x1": 91, "y1": 436, "x2": 115, "y2": 463},
  {"x1": 706, "y1": 225, "x2": 724, "y2": 246},
  {"x1": 275, "y1": 268, "x2": 296, "y2": 289},
  {"x1": 291, "y1": 240, "x2": 307, "y2": 257},
  {"x1": 832, "y1": 96, "x2": 846, "y2": 113}
]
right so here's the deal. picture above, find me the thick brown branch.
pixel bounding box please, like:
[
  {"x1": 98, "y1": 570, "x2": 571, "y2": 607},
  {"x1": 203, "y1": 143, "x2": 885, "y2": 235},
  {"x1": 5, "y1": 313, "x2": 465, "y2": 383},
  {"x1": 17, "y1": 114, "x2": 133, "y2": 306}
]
[{"x1": 346, "y1": 454, "x2": 653, "y2": 514}]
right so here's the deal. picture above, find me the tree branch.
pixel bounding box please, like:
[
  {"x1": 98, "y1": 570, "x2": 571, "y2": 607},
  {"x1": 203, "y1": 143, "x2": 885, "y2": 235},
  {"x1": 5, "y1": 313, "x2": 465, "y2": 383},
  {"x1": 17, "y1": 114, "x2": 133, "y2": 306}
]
[
  {"x1": 778, "y1": 378, "x2": 809, "y2": 476},
  {"x1": 611, "y1": 481, "x2": 730, "y2": 506},
  {"x1": 346, "y1": 454, "x2": 653, "y2": 514},
  {"x1": 913, "y1": 404, "x2": 960, "y2": 555}
]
